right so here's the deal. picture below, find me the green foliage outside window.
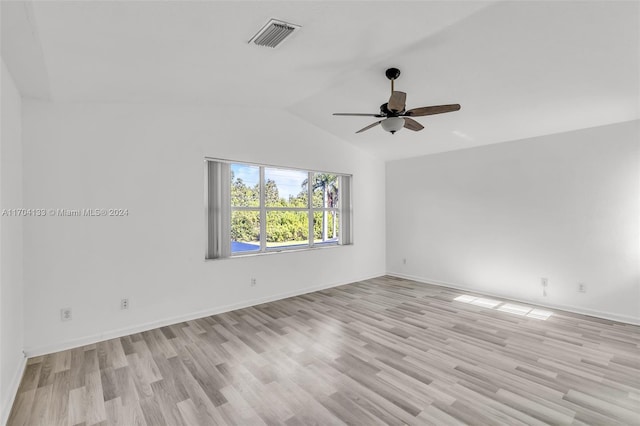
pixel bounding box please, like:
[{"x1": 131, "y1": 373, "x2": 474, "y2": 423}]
[{"x1": 231, "y1": 173, "x2": 339, "y2": 243}]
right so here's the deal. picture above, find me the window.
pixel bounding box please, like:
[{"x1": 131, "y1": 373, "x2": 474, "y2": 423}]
[{"x1": 206, "y1": 159, "x2": 352, "y2": 259}]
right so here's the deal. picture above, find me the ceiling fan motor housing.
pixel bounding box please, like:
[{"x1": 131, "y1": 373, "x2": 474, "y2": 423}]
[{"x1": 380, "y1": 103, "x2": 403, "y2": 116}]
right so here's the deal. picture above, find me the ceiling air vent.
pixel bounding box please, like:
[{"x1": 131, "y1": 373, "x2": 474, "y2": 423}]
[{"x1": 248, "y1": 19, "x2": 301, "y2": 48}]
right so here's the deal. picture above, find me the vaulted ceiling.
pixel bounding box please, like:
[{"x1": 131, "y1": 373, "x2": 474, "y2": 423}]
[{"x1": 2, "y1": 1, "x2": 638, "y2": 160}]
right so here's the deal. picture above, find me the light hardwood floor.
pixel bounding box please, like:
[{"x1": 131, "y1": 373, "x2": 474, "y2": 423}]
[{"x1": 7, "y1": 276, "x2": 640, "y2": 425}]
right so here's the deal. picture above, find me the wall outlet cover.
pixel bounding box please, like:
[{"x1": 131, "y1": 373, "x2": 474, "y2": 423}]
[{"x1": 60, "y1": 308, "x2": 72, "y2": 321}]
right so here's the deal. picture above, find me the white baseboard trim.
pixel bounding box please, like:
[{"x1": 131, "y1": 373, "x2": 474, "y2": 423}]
[
  {"x1": 1, "y1": 354, "x2": 27, "y2": 426},
  {"x1": 24, "y1": 273, "x2": 383, "y2": 358},
  {"x1": 387, "y1": 272, "x2": 640, "y2": 326}
]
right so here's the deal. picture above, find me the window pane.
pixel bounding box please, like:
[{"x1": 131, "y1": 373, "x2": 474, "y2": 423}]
[
  {"x1": 231, "y1": 210, "x2": 260, "y2": 253},
  {"x1": 264, "y1": 167, "x2": 308, "y2": 208},
  {"x1": 266, "y1": 211, "x2": 309, "y2": 249},
  {"x1": 311, "y1": 173, "x2": 339, "y2": 208},
  {"x1": 313, "y1": 210, "x2": 339, "y2": 244},
  {"x1": 231, "y1": 164, "x2": 260, "y2": 207}
]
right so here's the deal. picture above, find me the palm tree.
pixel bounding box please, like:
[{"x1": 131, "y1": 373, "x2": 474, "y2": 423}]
[{"x1": 302, "y1": 174, "x2": 338, "y2": 241}]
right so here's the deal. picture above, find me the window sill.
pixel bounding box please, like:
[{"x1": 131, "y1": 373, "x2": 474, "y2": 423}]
[{"x1": 205, "y1": 243, "x2": 351, "y2": 261}]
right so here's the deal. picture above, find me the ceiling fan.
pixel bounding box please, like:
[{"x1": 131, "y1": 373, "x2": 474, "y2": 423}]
[{"x1": 333, "y1": 68, "x2": 461, "y2": 134}]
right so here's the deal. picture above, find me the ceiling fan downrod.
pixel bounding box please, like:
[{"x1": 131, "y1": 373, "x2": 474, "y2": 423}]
[{"x1": 385, "y1": 67, "x2": 401, "y2": 94}]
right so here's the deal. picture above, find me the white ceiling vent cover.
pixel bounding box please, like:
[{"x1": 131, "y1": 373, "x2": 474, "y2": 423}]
[{"x1": 249, "y1": 19, "x2": 301, "y2": 48}]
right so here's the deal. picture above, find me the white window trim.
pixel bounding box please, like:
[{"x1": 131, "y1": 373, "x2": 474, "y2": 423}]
[{"x1": 205, "y1": 158, "x2": 352, "y2": 259}]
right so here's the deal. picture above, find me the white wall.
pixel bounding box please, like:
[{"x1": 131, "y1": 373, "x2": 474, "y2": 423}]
[
  {"x1": 387, "y1": 121, "x2": 640, "y2": 323},
  {"x1": 0, "y1": 59, "x2": 25, "y2": 424},
  {"x1": 21, "y1": 101, "x2": 386, "y2": 354}
]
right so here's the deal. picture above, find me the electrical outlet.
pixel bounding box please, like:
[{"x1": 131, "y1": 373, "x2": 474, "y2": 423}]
[
  {"x1": 121, "y1": 298, "x2": 129, "y2": 310},
  {"x1": 541, "y1": 278, "x2": 548, "y2": 297},
  {"x1": 60, "y1": 308, "x2": 72, "y2": 321},
  {"x1": 250, "y1": 278, "x2": 257, "y2": 287},
  {"x1": 578, "y1": 283, "x2": 587, "y2": 293}
]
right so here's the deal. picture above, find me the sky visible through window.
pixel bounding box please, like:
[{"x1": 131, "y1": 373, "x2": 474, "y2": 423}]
[
  {"x1": 231, "y1": 164, "x2": 259, "y2": 186},
  {"x1": 232, "y1": 163, "x2": 308, "y2": 199}
]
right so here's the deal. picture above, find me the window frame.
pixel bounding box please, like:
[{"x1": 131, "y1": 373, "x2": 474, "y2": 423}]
[{"x1": 206, "y1": 158, "x2": 352, "y2": 259}]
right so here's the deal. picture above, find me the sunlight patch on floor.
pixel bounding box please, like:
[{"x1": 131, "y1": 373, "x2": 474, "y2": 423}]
[
  {"x1": 498, "y1": 303, "x2": 531, "y2": 315},
  {"x1": 470, "y1": 298, "x2": 501, "y2": 309},
  {"x1": 454, "y1": 295, "x2": 553, "y2": 320}
]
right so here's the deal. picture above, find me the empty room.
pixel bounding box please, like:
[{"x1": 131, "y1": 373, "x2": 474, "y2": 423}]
[{"x1": 1, "y1": 1, "x2": 639, "y2": 425}]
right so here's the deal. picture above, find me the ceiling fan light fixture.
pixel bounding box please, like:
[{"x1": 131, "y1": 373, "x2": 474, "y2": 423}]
[{"x1": 381, "y1": 117, "x2": 404, "y2": 134}]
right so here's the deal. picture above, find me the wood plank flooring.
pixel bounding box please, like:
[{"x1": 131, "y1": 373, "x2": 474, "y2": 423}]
[{"x1": 7, "y1": 276, "x2": 640, "y2": 425}]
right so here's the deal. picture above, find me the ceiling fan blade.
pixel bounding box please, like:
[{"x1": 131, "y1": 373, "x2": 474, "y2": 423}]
[
  {"x1": 388, "y1": 91, "x2": 407, "y2": 112},
  {"x1": 356, "y1": 121, "x2": 382, "y2": 134},
  {"x1": 333, "y1": 113, "x2": 384, "y2": 117},
  {"x1": 403, "y1": 117, "x2": 424, "y2": 131},
  {"x1": 404, "y1": 104, "x2": 461, "y2": 117}
]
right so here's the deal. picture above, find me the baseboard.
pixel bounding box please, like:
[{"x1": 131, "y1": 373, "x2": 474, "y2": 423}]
[
  {"x1": 1, "y1": 354, "x2": 27, "y2": 426},
  {"x1": 24, "y1": 273, "x2": 383, "y2": 358},
  {"x1": 387, "y1": 271, "x2": 640, "y2": 326}
]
